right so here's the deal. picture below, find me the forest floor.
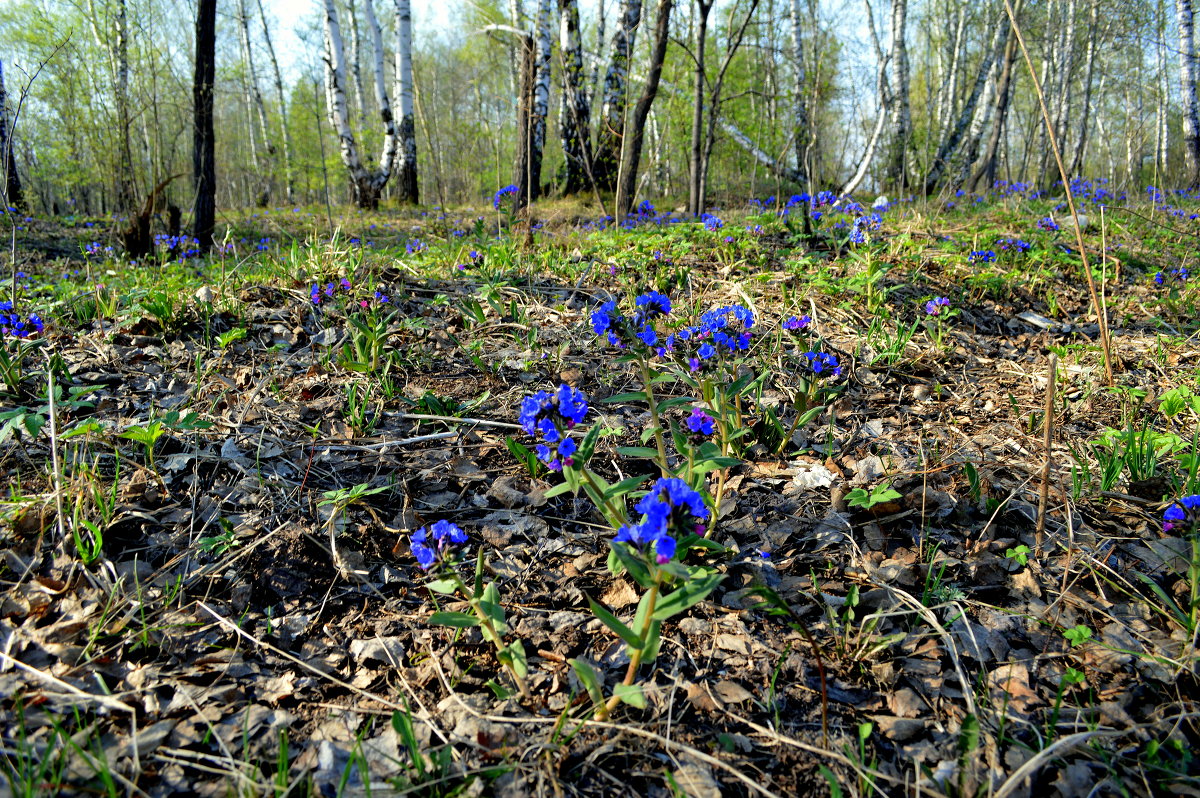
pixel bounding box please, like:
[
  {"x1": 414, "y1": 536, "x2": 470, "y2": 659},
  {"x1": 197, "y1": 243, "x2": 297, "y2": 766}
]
[{"x1": 1, "y1": 187, "x2": 1199, "y2": 797}]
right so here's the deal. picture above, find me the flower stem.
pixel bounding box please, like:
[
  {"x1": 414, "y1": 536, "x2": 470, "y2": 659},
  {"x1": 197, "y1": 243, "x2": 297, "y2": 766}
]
[
  {"x1": 639, "y1": 360, "x2": 671, "y2": 477},
  {"x1": 595, "y1": 571, "x2": 662, "y2": 721},
  {"x1": 450, "y1": 573, "x2": 532, "y2": 701}
]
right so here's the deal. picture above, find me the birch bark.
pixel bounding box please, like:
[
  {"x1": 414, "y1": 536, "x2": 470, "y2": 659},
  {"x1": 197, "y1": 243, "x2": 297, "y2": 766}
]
[
  {"x1": 594, "y1": 0, "x2": 642, "y2": 189},
  {"x1": 1179, "y1": 0, "x2": 1200, "y2": 187},
  {"x1": 394, "y1": 0, "x2": 419, "y2": 203},
  {"x1": 0, "y1": 60, "x2": 24, "y2": 211},
  {"x1": 558, "y1": 0, "x2": 594, "y2": 194},
  {"x1": 256, "y1": 0, "x2": 296, "y2": 202}
]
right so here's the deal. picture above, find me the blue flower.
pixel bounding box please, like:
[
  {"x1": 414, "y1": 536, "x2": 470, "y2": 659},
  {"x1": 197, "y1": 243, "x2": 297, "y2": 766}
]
[
  {"x1": 520, "y1": 385, "x2": 589, "y2": 469},
  {"x1": 925, "y1": 297, "x2": 951, "y2": 316},
  {"x1": 684, "y1": 407, "x2": 715, "y2": 436},
  {"x1": 784, "y1": 315, "x2": 811, "y2": 332},
  {"x1": 635, "y1": 291, "x2": 672, "y2": 319},
  {"x1": 802, "y1": 351, "x2": 842, "y2": 379},
  {"x1": 1164, "y1": 495, "x2": 1200, "y2": 534},
  {"x1": 493, "y1": 184, "x2": 519, "y2": 209},
  {"x1": 411, "y1": 519, "x2": 468, "y2": 569}
]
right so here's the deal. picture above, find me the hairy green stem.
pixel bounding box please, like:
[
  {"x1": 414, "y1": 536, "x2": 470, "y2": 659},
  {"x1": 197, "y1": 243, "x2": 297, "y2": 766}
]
[
  {"x1": 595, "y1": 571, "x2": 663, "y2": 721},
  {"x1": 450, "y1": 573, "x2": 532, "y2": 701},
  {"x1": 639, "y1": 360, "x2": 670, "y2": 477}
]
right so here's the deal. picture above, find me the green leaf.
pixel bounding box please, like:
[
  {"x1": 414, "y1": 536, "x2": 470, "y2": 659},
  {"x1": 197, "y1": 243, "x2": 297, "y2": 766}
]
[
  {"x1": 570, "y1": 658, "x2": 605, "y2": 707},
  {"x1": 481, "y1": 583, "x2": 507, "y2": 634},
  {"x1": 611, "y1": 683, "x2": 647, "y2": 709},
  {"x1": 616, "y1": 446, "x2": 659, "y2": 458},
  {"x1": 603, "y1": 391, "x2": 648, "y2": 404},
  {"x1": 498, "y1": 640, "x2": 528, "y2": 678},
  {"x1": 575, "y1": 424, "x2": 603, "y2": 463},
  {"x1": 428, "y1": 611, "x2": 479, "y2": 628},
  {"x1": 602, "y1": 474, "x2": 651, "y2": 500},
  {"x1": 543, "y1": 480, "x2": 576, "y2": 498},
  {"x1": 473, "y1": 548, "x2": 486, "y2": 599},
  {"x1": 610, "y1": 542, "x2": 655, "y2": 589},
  {"x1": 587, "y1": 597, "x2": 642, "y2": 648},
  {"x1": 425, "y1": 578, "x2": 458, "y2": 595},
  {"x1": 652, "y1": 572, "x2": 723, "y2": 621},
  {"x1": 639, "y1": 426, "x2": 660, "y2": 444}
]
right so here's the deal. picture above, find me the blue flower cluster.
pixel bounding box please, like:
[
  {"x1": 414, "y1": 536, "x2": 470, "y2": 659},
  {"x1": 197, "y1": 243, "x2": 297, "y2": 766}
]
[
  {"x1": 658, "y1": 304, "x2": 754, "y2": 372},
  {"x1": 0, "y1": 302, "x2": 44, "y2": 339},
  {"x1": 1164, "y1": 495, "x2": 1200, "y2": 535},
  {"x1": 799, "y1": 351, "x2": 841, "y2": 379},
  {"x1": 519, "y1": 384, "x2": 589, "y2": 471},
  {"x1": 1154, "y1": 268, "x2": 1190, "y2": 285},
  {"x1": 406, "y1": 238, "x2": 425, "y2": 255},
  {"x1": 616, "y1": 478, "x2": 710, "y2": 564},
  {"x1": 812, "y1": 190, "x2": 838, "y2": 208},
  {"x1": 685, "y1": 407, "x2": 715, "y2": 436},
  {"x1": 968, "y1": 249, "x2": 996, "y2": 264},
  {"x1": 493, "y1": 184, "x2": 518, "y2": 209},
  {"x1": 848, "y1": 212, "x2": 883, "y2": 244},
  {"x1": 700, "y1": 213, "x2": 724, "y2": 232},
  {"x1": 411, "y1": 519, "x2": 468, "y2": 569},
  {"x1": 592, "y1": 291, "x2": 673, "y2": 349},
  {"x1": 783, "y1": 315, "x2": 812, "y2": 332},
  {"x1": 925, "y1": 296, "x2": 951, "y2": 315},
  {"x1": 997, "y1": 237, "x2": 1031, "y2": 253},
  {"x1": 310, "y1": 278, "x2": 352, "y2": 305},
  {"x1": 1037, "y1": 217, "x2": 1060, "y2": 232}
]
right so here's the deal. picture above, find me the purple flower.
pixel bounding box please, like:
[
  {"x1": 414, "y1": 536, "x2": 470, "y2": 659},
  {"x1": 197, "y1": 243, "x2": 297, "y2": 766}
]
[
  {"x1": 925, "y1": 297, "x2": 951, "y2": 316},
  {"x1": 684, "y1": 407, "x2": 715, "y2": 437},
  {"x1": 784, "y1": 315, "x2": 811, "y2": 332},
  {"x1": 411, "y1": 519, "x2": 468, "y2": 569},
  {"x1": 1164, "y1": 495, "x2": 1200, "y2": 534}
]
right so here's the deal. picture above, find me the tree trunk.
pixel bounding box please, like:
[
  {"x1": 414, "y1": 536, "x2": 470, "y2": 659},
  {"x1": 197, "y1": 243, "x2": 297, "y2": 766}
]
[
  {"x1": 193, "y1": 0, "x2": 217, "y2": 252},
  {"x1": 1157, "y1": 0, "x2": 1170, "y2": 177},
  {"x1": 348, "y1": 0, "x2": 368, "y2": 126},
  {"x1": 842, "y1": 0, "x2": 890, "y2": 195},
  {"x1": 883, "y1": 0, "x2": 910, "y2": 192},
  {"x1": 256, "y1": 0, "x2": 296, "y2": 203},
  {"x1": 116, "y1": 0, "x2": 136, "y2": 213},
  {"x1": 970, "y1": 9, "x2": 1019, "y2": 193},
  {"x1": 558, "y1": 0, "x2": 593, "y2": 195},
  {"x1": 616, "y1": 0, "x2": 672, "y2": 216},
  {"x1": 323, "y1": 0, "x2": 395, "y2": 208},
  {"x1": 698, "y1": 0, "x2": 759, "y2": 211},
  {"x1": 687, "y1": 0, "x2": 713, "y2": 215},
  {"x1": 513, "y1": 35, "x2": 537, "y2": 211},
  {"x1": 1180, "y1": 0, "x2": 1200, "y2": 187},
  {"x1": 394, "y1": 0, "x2": 419, "y2": 203},
  {"x1": 239, "y1": 0, "x2": 276, "y2": 206},
  {"x1": 923, "y1": 13, "x2": 1003, "y2": 193},
  {"x1": 789, "y1": 0, "x2": 810, "y2": 190},
  {"x1": 530, "y1": 0, "x2": 553, "y2": 201},
  {"x1": 594, "y1": 0, "x2": 642, "y2": 189},
  {"x1": 1068, "y1": 0, "x2": 1099, "y2": 177},
  {"x1": 362, "y1": 0, "x2": 398, "y2": 180},
  {"x1": 0, "y1": 60, "x2": 23, "y2": 211}
]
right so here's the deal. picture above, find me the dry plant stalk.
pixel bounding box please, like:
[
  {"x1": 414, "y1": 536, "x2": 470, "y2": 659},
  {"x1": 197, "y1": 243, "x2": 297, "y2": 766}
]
[
  {"x1": 1001, "y1": 0, "x2": 1113, "y2": 386},
  {"x1": 1036, "y1": 353, "x2": 1057, "y2": 551}
]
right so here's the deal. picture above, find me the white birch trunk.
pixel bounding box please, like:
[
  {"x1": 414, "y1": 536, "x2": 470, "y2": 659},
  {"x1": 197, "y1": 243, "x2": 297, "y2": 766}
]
[
  {"x1": 394, "y1": 0, "x2": 418, "y2": 203},
  {"x1": 532, "y1": 0, "x2": 553, "y2": 170},
  {"x1": 256, "y1": 0, "x2": 295, "y2": 202},
  {"x1": 885, "y1": 0, "x2": 911, "y2": 189},
  {"x1": 362, "y1": 0, "x2": 398, "y2": 181},
  {"x1": 594, "y1": 0, "x2": 642, "y2": 187},
  {"x1": 1179, "y1": 0, "x2": 1200, "y2": 186},
  {"x1": 348, "y1": 0, "x2": 368, "y2": 126},
  {"x1": 789, "y1": 0, "x2": 809, "y2": 187},
  {"x1": 323, "y1": 0, "x2": 391, "y2": 207},
  {"x1": 559, "y1": 0, "x2": 593, "y2": 194}
]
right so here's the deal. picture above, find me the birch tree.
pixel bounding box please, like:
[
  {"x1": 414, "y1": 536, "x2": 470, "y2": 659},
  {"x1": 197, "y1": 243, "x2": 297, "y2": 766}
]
[
  {"x1": 884, "y1": 0, "x2": 911, "y2": 191},
  {"x1": 255, "y1": 0, "x2": 296, "y2": 203},
  {"x1": 530, "y1": 0, "x2": 553, "y2": 201},
  {"x1": 594, "y1": 0, "x2": 642, "y2": 189},
  {"x1": 558, "y1": 0, "x2": 593, "y2": 194},
  {"x1": 616, "y1": 0, "x2": 672, "y2": 216},
  {"x1": 0, "y1": 59, "x2": 24, "y2": 211},
  {"x1": 394, "y1": 0, "x2": 418, "y2": 203},
  {"x1": 1178, "y1": 0, "x2": 1200, "y2": 187},
  {"x1": 238, "y1": 0, "x2": 276, "y2": 206},
  {"x1": 687, "y1": 0, "x2": 715, "y2": 215},
  {"x1": 322, "y1": 0, "x2": 398, "y2": 208}
]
